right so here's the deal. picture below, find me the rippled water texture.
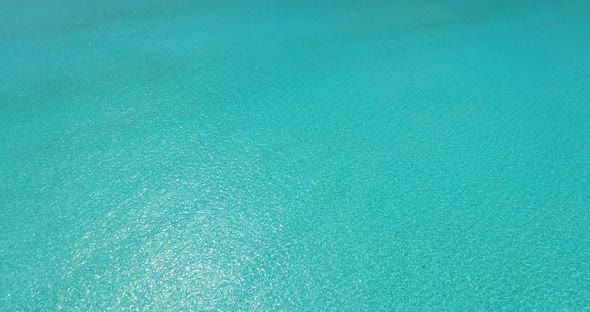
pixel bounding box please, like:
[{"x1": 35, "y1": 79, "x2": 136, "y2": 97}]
[{"x1": 1, "y1": 0, "x2": 590, "y2": 310}]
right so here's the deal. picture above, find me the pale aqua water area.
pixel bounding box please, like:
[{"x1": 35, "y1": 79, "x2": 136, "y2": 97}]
[{"x1": 1, "y1": 0, "x2": 590, "y2": 310}]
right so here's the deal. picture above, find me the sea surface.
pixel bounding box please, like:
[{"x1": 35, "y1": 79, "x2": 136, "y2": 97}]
[{"x1": 1, "y1": 0, "x2": 590, "y2": 310}]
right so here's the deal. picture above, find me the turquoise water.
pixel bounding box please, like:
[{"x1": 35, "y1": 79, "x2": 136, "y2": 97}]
[{"x1": 1, "y1": 0, "x2": 590, "y2": 310}]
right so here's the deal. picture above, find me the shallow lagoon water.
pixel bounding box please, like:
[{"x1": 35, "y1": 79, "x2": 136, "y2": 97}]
[{"x1": 1, "y1": 0, "x2": 590, "y2": 310}]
